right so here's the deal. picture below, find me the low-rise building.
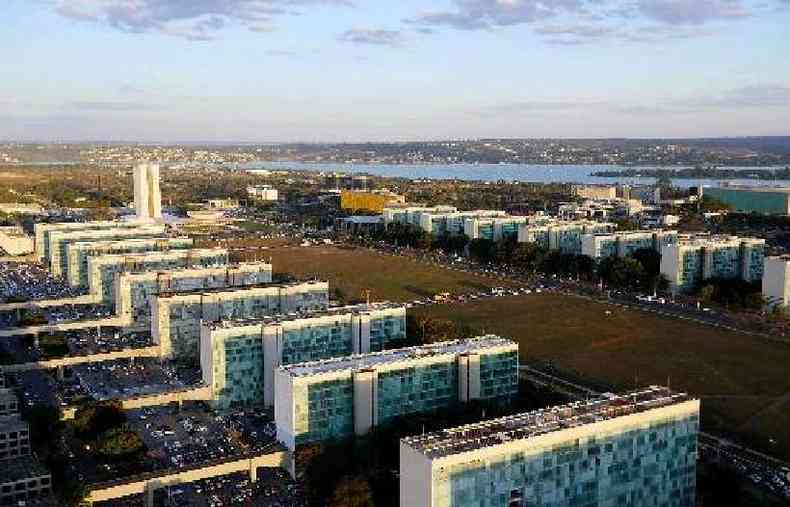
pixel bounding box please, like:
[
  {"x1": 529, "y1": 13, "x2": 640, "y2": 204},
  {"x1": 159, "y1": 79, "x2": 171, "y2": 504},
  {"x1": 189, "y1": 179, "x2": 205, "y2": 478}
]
[
  {"x1": 573, "y1": 185, "x2": 617, "y2": 200},
  {"x1": 763, "y1": 256, "x2": 790, "y2": 308},
  {"x1": 153, "y1": 281, "x2": 330, "y2": 360},
  {"x1": 275, "y1": 335, "x2": 518, "y2": 450},
  {"x1": 0, "y1": 226, "x2": 34, "y2": 256},
  {"x1": 704, "y1": 185, "x2": 790, "y2": 215},
  {"x1": 660, "y1": 235, "x2": 766, "y2": 293},
  {"x1": 340, "y1": 190, "x2": 404, "y2": 213},
  {"x1": 400, "y1": 386, "x2": 699, "y2": 507},
  {"x1": 335, "y1": 216, "x2": 385, "y2": 236},
  {"x1": 201, "y1": 303, "x2": 407, "y2": 410},
  {"x1": 247, "y1": 185, "x2": 279, "y2": 202}
]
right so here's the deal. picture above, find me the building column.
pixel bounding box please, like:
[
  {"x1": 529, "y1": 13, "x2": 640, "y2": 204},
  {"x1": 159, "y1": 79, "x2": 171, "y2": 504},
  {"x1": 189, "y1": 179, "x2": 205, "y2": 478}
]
[
  {"x1": 249, "y1": 460, "x2": 258, "y2": 483},
  {"x1": 263, "y1": 325, "x2": 283, "y2": 407},
  {"x1": 457, "y1": 353, "x2": 481, "y2": 402},
  {"x1": 351, "y1": 315, "x2": 371, "y2": 354},
  {"x1": 353, "y1": 369, "x2": 378, "y2": 436}
]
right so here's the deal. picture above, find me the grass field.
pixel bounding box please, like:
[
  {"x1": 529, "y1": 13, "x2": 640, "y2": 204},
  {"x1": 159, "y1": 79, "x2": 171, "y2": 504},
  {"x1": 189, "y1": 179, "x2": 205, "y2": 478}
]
[
  {"x1": 259, "y1": 245, "x2": 511, "y2": 302},
  {"x1": 415, "y1": 294, "x2": 790, "y2": 461}
]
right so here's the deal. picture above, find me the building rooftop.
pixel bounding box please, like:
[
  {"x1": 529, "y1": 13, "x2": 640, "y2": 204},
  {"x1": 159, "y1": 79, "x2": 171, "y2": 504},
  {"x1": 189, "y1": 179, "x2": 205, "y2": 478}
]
[
  {"x1": 3, "y1": 455, "x2": 50, "y2": 483},
  {"x1": 206, "y1": 302, "x2": 405, "y2": 330},
  {"x1": 402, "y1": 386, "x2": 692, "y2": 460},
  {"x1": 281, "y1": 335, "x2": 516, "y2": 378},
  {"x1": 674, "y1": 234, "x2": 765, "y2": 247},
  {"x1": 708, "y1": 184, "x2": 790, "y2": 194},
  {"x1": 92, "y1": 247, "x2": 226, "y2": 263},
  {"x1": 158, "y1": 279, "x2": 326, "y2": 299},
  {"x1": 120, "y1": 261, "x2": 271, "y2": 280}
]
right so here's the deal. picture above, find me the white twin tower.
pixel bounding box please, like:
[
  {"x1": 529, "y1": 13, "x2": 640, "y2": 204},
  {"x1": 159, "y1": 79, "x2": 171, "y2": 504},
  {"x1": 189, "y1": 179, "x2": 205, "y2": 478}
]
[{"x1": 133, "y1": 162, "x2": 163, "y2": 222}]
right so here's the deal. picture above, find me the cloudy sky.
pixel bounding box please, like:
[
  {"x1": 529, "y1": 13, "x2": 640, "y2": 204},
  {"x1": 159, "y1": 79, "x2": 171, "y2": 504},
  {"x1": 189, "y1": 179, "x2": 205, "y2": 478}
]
[{"x1": 2, "y1": 0, "x2": 789, "y2": 142}]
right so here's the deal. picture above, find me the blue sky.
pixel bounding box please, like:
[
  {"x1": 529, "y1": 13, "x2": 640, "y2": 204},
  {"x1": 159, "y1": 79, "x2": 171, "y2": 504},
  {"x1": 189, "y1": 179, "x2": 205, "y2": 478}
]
[{"x1": 2, "y1": 0, "x2": 789, "y2": 142}]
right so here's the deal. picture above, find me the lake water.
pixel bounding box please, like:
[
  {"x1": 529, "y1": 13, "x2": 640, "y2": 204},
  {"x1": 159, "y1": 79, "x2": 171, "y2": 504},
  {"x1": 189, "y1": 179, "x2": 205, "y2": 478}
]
[{"x1": 242, "y1": 161, "x2": 790, "y2": 189}]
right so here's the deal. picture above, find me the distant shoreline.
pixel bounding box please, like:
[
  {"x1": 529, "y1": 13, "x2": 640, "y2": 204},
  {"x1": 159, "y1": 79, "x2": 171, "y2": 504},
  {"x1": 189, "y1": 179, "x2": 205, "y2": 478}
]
[{"x1": 591, "y1": 167, "x2": 790, "y2": 180}]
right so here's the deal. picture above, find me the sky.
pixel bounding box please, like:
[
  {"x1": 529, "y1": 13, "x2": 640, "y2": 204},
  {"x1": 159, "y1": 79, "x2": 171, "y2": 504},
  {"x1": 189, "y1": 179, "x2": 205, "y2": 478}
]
[{"x1": 2, "y1": 0, "x2": 790, "y2": 142}]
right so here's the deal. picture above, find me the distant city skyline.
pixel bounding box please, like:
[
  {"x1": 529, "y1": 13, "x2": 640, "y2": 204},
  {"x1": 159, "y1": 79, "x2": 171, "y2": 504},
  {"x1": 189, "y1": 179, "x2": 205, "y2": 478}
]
[{"x1": 3, "y1": 0, "x2": 790, "y2": 142}]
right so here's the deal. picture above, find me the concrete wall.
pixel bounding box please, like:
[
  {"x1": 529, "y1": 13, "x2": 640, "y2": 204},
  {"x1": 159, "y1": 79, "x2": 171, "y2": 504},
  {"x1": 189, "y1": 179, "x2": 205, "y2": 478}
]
[
  {"x1": 85, "y1": 450, "x2": 289, "y2": 505},
  {"x1": 764, "y1": 257, "x2": 790, "y2": 308},
  {"x1": 1, "y1": 346, "x2": 160, "y2": 373}
]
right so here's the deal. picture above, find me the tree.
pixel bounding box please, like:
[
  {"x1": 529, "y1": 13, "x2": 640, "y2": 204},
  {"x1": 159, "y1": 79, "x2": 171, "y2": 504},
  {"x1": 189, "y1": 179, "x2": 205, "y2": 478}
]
[
  {"x1": 330, "y1": 477, "x2": 375, "y2": 507},
  {"x1": 72, "y1": 400, "x2": 126, "y2": 437},
  {"x1": 95, "y1": 427, "x2": 145, "y2": 457},
  {"x1": 468, "y1": 238, "x2": 496, "y2": 263}
]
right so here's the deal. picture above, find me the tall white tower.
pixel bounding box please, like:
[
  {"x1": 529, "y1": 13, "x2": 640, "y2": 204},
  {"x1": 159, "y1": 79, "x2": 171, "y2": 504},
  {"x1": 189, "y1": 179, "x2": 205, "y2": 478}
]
[{"x1": 133, "y1": 162, "x2": 163, "y2": 222}]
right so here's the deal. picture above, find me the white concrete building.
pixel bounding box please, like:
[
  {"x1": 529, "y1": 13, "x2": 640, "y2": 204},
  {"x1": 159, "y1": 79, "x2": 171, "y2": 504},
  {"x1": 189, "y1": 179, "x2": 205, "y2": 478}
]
[
  {"x1": 763, "y1": 256, "x2": 790, "y2": 308},
  {"x1": 274, "y1": 336, "x2": 518, "y2": 450},
  {"x1": 200, "y1": 303, "x2": 406, "y2": 409},
  {"x1": 400, "y1": 387, "x2": 699, "y2": 507},
  {"x1": 0, "y1": 226, "x2": 34, "y2": 256},
  {"x1": 661, "y1": 235, "x2": 766, "y2": 294},
  {"x1": 134, "y1": 162, "x2": 163, "y2": 222},
  {"x1": 153, "y1": 280, "x2": 330, "y2": 360},
  {"x1": 247, "y1": 185, "x2": 279, "y2": 201},
  {"x1": 581, "y1": 230, "x2": 677, "y2": 259}
]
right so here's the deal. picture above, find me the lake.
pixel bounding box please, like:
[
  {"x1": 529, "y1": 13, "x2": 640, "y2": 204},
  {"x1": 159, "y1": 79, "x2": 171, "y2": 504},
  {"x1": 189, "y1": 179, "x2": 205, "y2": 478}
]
[{"x1": 242, "y1": 161, "x2": 790, "y2": 189}]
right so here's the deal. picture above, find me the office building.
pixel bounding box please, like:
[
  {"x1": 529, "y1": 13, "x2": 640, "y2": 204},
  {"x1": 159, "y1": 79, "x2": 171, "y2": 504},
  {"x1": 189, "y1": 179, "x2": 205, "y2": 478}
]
[
  {"x1": 463, "y1": 216, "x2": 529, "y2": 242},
  {"x1": 201, "y1": 303, "x2": 407, "y2": 410},
  {"x1": 48, "y1": 224, "x2": 167, "y2": 277},
  {"x1": 660, "y1": 235, "x2": 765, "y2": 293},
  {"x1": 0, "y1": 390, "x2": 52, "y2": 506},
  {"x1": 275, "y1": 336, "x2": 518, "y2": 450},
  {"x1": 581, "y1": 230, "x2": 678, "y2": 259},
  {"x1": 0, "y1": 415, "x2": 30, "y2": 460},
  {"x1": 340, "y1": 190, "x2": 405, "y2": 213},
  {"x1": 0, "y1": 458, "x2": 52, "y2": 506},
  {"x1": 383, "y1": 205, "x2": 458, "y2": 228},
  {"x1": 88, "y1": 248, "x2": 230, "y2": 308},
  {"x1": 0, "y1": 226, "x2": 34, "y2": 256},
  {"x1": 116, "y1": 262, "x2": 273, "y2": 329},
  {"x1": 518, "y1": 220, "x2": 615, "y2": 255},
  {"x1": 0, "y1": 390, "x2": 19, "y2": 416},
  {"x1": 34, "y1": 220, "x2": 157, "y2": 262},
  {"x1": 247, "y1": 185, "x2": 279, "y2": 202},
  {"x1": 703, "y1": 185, "x2": 790, "y2": 215},
  {"x1": 418, "y1": 210, "x2": 509, "y2": 237},
  {"x1": 153, "y1": 280, "x2": 330, "y2": 360},
  {"x1": 65, "y1": 236, "x2": 193, "y2": 287},
  {"x1": 134, "y1": 162, "x2": 163, "y2": 222},
  {"x1": 573, "y1": 185, "x2": 617, "y2": 200},
  {"x1": 763, "y1": 256, "x2": 790, "y2": 308},
  {"x1": 400, "y1": 387, "x2": 699, "y2": 507}
]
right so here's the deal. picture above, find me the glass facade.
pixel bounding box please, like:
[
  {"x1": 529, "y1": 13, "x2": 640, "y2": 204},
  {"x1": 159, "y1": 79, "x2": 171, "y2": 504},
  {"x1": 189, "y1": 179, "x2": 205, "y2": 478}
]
[
  {"x1": 217, "y1": 334, "x2": 265, "y2": 411},
  {"x1": 678, "y1": 249, "x2": 703, "y2": 292},
  {"x1": 212, "y1": 309, "x2": 406, "y2": 410},
  {"x1": 66, "y1": 237, "x2": 192, "y2": 287},
  {"x1": 290, "y1": 348, "x2": 518, "y2": 446},
  {"x1": 95, "y1": 251, "x2": 229, "y2": 307},
  {"x1": 705, "y1": 187, "x2": 790, "y2": 215},
  {"x1": 437, "y1": 414, "x2": 698, "y2": 507}
]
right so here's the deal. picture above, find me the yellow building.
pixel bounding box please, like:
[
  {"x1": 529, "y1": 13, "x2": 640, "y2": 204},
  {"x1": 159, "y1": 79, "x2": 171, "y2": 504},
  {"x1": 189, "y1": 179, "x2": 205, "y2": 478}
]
[{"x1": 340, "y1": 191, "x2": 405, "y2": 213}]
